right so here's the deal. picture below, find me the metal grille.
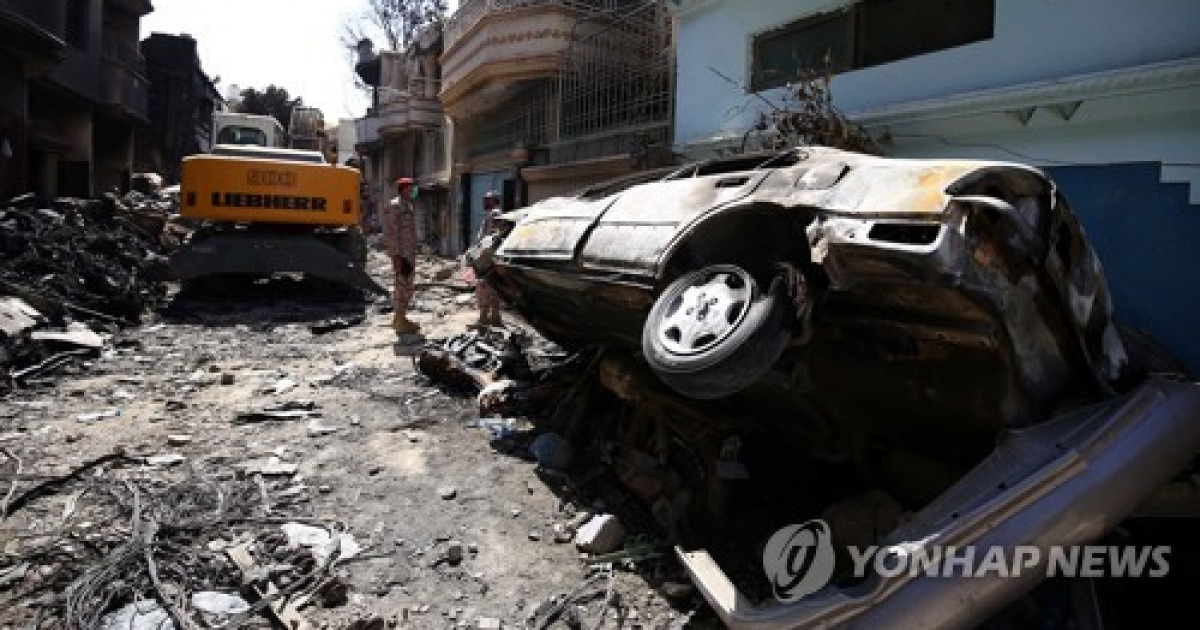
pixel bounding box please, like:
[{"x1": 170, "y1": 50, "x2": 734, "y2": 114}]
[
  {"x1": 463, "y1": 0, "x2": 672, "y2": 163},
  {"x1": 557, "y1": 0, "x2": 671, "y2": 144},
  {"x1": 467, "y1": 80, "x2": 558, "y2": 158}
]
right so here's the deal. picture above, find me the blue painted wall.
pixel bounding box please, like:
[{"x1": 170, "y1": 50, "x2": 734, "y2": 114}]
[
  {"x1": 674, "y1": 0, "x2": 1200, "y2": 146},
  {"x1": 468, "y1": 170, "x2": 508, "y2": 241},
  {"x1": 1046, "y1": 163, "x2": 1200, "y2": 376}
]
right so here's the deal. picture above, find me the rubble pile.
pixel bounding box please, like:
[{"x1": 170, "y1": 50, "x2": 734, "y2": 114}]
[
  {"x1": 1, "y1": 192, "x2": 181, "y2": 383},
  {"x1": 0, "y1": 451, "x2": 358, "y2": 628},
  {"x1": 0, "y1": 193, "x2": 175, "y2": 322}
]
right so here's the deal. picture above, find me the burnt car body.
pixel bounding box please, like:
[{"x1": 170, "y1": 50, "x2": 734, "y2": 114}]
[
  {"x1": 491, "y1": 147, "x2": 1127, "y2": 421},
  {"x1": 476, "y1": 147, "x2": 1200, "y2": 627}
]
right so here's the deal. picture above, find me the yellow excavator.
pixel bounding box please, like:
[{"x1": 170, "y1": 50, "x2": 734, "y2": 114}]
[{"x1": 169, "y1": 111, "x2": 384, "y2": 294}]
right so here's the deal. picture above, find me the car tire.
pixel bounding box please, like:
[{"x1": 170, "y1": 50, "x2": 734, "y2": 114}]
[{"x1": 641, "y1": 264, "x2": 793, "y2": 399}]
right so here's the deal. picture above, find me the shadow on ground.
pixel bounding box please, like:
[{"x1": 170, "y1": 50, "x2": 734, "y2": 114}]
[{"x1": 158, "y1": 275, "x2": 377, "y2": 328}]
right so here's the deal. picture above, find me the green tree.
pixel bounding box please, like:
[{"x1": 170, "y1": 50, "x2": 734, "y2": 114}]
[{"x1": 236, "y1": 86, "x2": 304, "y2": 132}]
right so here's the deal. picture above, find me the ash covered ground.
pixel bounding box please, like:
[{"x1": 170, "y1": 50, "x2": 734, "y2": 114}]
[{"x1": 0, "y1": 247, "x2": 705, "y2": 629}]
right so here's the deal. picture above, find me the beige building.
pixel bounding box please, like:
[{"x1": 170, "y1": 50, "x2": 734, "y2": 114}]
[
  {"x1": 439, "y1": 0, "x2": 675, "y2": 251},
  {"x1": 355, "y1": 1, "x2": 675, "y2": 255}
]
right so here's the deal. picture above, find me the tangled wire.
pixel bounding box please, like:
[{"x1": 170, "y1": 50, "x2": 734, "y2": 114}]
[{"x1": 0, "y1": 452, "x2": 339, "y2": 629}]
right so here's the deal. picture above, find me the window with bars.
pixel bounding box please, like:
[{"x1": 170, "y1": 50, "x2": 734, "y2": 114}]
[
  {"x1": 558, "y1": 0, "x2": 672, "y2": 141},
  {"x1": 464, "y1": 1, "x2": 673, "y2": 164}
]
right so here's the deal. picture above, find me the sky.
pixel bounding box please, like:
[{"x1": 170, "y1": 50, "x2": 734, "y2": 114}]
[{"x1": 140, "y1": 0, "x2": 460, "y2": 124}]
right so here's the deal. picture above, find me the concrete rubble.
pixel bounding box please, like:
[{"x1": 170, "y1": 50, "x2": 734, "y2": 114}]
[{"x1": 574, "y1": 514, "x2": 627, "y2": 555}]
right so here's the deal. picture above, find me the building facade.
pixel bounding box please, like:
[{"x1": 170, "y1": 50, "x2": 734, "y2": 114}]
[
  {"x1": 0, "y1": 0, "x2": 151, "y2": 200},
  {"x1": 439, "y1": 0, "x2": 675, "y2": 253},
  {"x1": 335, "y1": 118, "x2": 358, "y2": 167},
  {"x1": 136, "y1": 32, "x2": 222, "y2": 184},
  {"x1": 670, "y1": 0, "x2": 1200, "y2": 375},
  {"x1": 355, "y1": 28, "x2": 453, "y2": 253}
]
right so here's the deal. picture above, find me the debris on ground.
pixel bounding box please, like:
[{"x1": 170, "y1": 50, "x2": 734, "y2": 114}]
[
  {"x1": 478, "y1": 378, "x2": 522, "y2": 416},
  {"x1": 309, "y1": 314, "x2": 366, "y2": 334},
  {"x1": 574, "y1": 514, "x2": 627, "y2": 555},
  {"x1": 530, "y1": 432, "x2": 573, "y2": 471},
  {"x1": 75, "y1": 408, "x2": 122, "y2": 422},
  {"x1": 417, "y1": 327, "x2": 532, "y2": 391},
  {"x1": 0, "y1": 251, "x2": 699, "y2": 628},
  {"x1": 0, "y1": 193, "x2": 175, "y2": 321},
  {"x1": 0, "y1": 452, "x2": 354, "y2": 629},
  {"x1": 1, "y1": 192, "x2": 180, "y2": 389},
  {"x1": 234, "y1": 400, "x2": 321, "y2": 423},
  {"x1": 30, "y1": 322, "x2": 105, "y2": 350},
  {"x1": 190, "y1": 590, "x2": 251, "y2": 615}
]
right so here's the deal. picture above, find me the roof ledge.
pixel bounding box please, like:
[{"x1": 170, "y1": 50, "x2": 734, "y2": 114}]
[{"x1": 850, "y1": 56, "x2": 1200, "y2": 127}]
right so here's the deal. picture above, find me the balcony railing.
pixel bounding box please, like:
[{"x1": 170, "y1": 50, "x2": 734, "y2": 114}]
[
  {"x1": 378, "y1": 78, "x2": 443, "y2": 104},
  {"x1": 444, "y1": 0, "x2": 634, "y2": 50},
  {"x1": 466, "y1": 79, "x2": 555, "y2": 158}
]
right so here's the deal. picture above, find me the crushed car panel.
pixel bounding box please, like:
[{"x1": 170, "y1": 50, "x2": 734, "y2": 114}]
[{"x1": 677, "y1": 377, "x2": 1200, "y2": 629}]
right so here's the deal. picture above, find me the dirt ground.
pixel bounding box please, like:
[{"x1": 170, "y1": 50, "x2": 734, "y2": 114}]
[{"x1": 0, "y1": 251, "x2": 705, "y2": 629}]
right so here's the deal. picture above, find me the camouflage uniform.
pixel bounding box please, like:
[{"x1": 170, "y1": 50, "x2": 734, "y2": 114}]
[
  {"x1": 473, "y1": 210, "x2": 502, "y2": 314},
  {"x1": 383, "y1": 192, "x2": 419, "y2": 329}
]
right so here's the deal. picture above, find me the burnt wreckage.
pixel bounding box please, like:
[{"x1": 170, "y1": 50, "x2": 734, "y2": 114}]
[{"x1": 470, "y1": 147, "x2": 1200, "y2": 627}]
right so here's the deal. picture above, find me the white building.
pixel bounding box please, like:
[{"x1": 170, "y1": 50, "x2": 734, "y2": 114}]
[
  {"x1": 336, "y1": 118, "x2": 357, "y2": 167},
  {"x1": 669, "y1": 0, "x2": 1200, "y2": 375}
]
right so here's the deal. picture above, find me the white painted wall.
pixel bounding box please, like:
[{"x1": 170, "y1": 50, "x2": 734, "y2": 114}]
[
  {"x1": 337, "y1": 119, "x2": 358, "y2": 166},
  {"x1": 675, "y1": 0, "x2": 1200, "y2": 146}
]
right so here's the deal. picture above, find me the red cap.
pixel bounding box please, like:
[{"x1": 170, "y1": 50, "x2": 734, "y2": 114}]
[{"x1": 396, "y1": 177, "x2": 414, "y2": 186}]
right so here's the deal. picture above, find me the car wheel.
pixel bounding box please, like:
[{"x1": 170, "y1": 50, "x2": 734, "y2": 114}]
[{"x1": 641, "y1": 264, "x2": 793, "y2": 399}]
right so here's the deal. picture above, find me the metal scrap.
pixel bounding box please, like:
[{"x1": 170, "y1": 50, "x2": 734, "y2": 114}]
[
  {"x1": 417, "y1": 327, "x2": 533, "y2": 392},
  {"x1": 0, "y1": 193, "x2": 174, "y2": 322},
  {"x1": 0, "y1": 449, "x2": 345, "y2": 628},
  {"x1": 234, "y1": 400, "x2": 320, "y2": 424}
]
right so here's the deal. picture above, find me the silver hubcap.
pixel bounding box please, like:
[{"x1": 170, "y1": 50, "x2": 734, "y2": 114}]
[{"x1": 657, "y1": 265, "x2": 755, "y2": 355}]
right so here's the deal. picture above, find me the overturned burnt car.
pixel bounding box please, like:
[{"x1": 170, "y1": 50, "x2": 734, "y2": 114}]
[{"x1": 474, "y1": 147, "x2": 1200, "y2": 627}]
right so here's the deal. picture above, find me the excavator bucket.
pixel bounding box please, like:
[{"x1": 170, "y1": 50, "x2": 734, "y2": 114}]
[{"x1": 170, "y1": 231, "x2": 387, "y2": 295}]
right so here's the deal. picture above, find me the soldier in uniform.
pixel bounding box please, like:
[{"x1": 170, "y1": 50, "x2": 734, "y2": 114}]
[
  {"x1": 472, "y1": 191, "x2": 503, "y2": 327},
  {"x1": 383, "y1": 177, "x2": 421, "y2": 334}
]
